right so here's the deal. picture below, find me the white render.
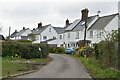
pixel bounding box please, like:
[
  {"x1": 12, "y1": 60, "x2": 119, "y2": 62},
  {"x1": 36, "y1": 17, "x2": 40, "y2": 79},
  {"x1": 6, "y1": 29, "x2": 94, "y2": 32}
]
[
  {"x1": 56, "y1": 14, "x2": 119, "y2": 48},
  {"x1": 10, "y1": 28, "x2": 32, "y2": 40},
  {"x1": 88, "y1": 15, "x2": 119, "y2": 46},
  {"x1": 33, "y1": 25, "x2": 58, "y2": 43}
]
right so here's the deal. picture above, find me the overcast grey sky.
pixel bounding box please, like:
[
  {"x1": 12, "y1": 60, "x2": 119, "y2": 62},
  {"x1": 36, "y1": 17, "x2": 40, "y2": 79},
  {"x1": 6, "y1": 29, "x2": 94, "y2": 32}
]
[{"x1": 0, "y1": 0, "x2": 119, "y2": 37}]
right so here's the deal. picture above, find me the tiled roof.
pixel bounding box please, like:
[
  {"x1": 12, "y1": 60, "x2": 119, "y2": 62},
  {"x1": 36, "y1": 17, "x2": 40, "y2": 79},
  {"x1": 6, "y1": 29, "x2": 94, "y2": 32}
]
[
  {"x1": 41, "y1": 38, "x2": 56, "y2": 43},
  {"x1": 0, "y1": 34, "x2": 5, "y2": 40},
  {"x1": 33, "y1": 24, "x2": 51, "y2": 35},
  {"x1": 65, "y1": 15, "x2": 98, "y2": 31},
  {"x1": 53, "y1": 27, "x2": 65, "y2": 34},
  {"x1": 10, "y1": 31, "x2": 18, "y2": 38},
  {"x1": 16, "y1": 28, "x2": 29, "y2": 36},
  {"x1": 88, "y1": 13, "x2": 119, "y2": 30}
]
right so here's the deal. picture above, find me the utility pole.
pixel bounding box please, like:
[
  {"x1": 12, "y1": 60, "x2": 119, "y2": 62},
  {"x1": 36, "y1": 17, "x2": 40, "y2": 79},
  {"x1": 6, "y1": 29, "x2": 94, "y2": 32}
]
[{"x1": 81, "y1": 8, "x2": 89, "y2": 46}]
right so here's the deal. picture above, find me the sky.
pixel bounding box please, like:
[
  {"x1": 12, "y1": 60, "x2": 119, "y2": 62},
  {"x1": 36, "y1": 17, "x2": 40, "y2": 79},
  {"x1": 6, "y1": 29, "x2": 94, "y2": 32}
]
[{"x1": 0, "y1": 0, "x2": 119, "y2": 37}]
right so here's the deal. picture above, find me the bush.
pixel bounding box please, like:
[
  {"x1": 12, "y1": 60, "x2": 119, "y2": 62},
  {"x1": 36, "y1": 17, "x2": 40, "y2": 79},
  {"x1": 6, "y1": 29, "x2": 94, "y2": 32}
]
[
  {"x1": 2, "y1": 42, "x2": 49, "y2": 59},
  {"x1": 16, "y1": 40, "x2": 32, "y2": 43},
  {"x1": 94, "y1": 41, "x2": 118, "y2": 69},
  {"x1": 50, "y1": 47, "x2": 65, "y2": 54}
]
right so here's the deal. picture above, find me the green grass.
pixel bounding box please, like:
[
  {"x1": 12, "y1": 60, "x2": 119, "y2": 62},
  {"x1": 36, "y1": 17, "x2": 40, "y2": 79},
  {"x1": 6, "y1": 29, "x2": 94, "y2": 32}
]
[
  {"x1": 2, "y1": 56, "x2": 50, "y2": 77},
  {"x1": 73, "y1": 55, "x2": 119, "y2": 78}
]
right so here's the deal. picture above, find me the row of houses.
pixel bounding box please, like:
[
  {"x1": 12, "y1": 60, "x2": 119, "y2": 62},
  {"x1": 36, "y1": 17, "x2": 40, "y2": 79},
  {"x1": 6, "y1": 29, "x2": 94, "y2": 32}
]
[{"x1": 10, "y1": 9, "x2": 119, "y2": 48}]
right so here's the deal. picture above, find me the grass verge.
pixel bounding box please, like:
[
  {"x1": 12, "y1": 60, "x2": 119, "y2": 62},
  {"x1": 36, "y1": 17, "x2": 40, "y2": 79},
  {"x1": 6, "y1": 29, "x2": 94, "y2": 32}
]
[
  {"x1": 2, "y1": 56, "x2": 52, "y2": 77},
  {"x1": 73, "y1": 54, "x2": 120, "y2": 78}
]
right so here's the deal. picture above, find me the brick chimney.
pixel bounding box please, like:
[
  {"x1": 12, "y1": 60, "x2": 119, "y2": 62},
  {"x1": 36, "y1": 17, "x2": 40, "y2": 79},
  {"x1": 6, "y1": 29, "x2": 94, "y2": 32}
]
[
  {"x1": 66, "y1": 18, "x2": 69, "y2": 25},
  {"x1": 15, "y1": 30, "x2": 17, "y2": 32},
  {"x1": 23, "y1": 27, "x2": 25, "y2": 30},
  {"x1": 81, "y1": 8, "x2": 89, "y2": 21},
  {"x1": 38, "y1": 22, "x2": 42, "y2": 29}
]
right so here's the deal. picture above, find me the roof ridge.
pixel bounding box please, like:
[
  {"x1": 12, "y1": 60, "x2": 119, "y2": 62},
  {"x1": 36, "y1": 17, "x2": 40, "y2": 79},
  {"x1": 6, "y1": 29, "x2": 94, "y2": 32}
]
[{"x1": 100, "y1": 13, "x2": 119, "y2": 18}]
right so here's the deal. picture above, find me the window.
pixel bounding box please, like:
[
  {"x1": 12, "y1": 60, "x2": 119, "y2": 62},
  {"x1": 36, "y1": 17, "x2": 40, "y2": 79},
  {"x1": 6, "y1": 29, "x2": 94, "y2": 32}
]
[
  {"x1": 76, "y1": 32, "x2": 79, "y2": 39},
  {"x1": 36, "y1": 35, "x2": 39, "y2": 40},
  {"x1": 63, "y1": 34, "x2": 65, "y2": 39},
  {"x1": 43, "y1": 36, "x2": 47, "y2": 40},
  {"x1": 68, "y1": 33, "x2": 70, "y2": 39},
  {"x1": 90, "y1": 31, "x2": 93, "y2": 38},
  {"x1": 49, "y1": 28, "x2": 51, "y2": 32},
  {"x1": 97, "y1": 30, "x2": 101, "y2": 38},
  {"x1": 59, "y1": 35, "x2": 62, "y2": 39}
]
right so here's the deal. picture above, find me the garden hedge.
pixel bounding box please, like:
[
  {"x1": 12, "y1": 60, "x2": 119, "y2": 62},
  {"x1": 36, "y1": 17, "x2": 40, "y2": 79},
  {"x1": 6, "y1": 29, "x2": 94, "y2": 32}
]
[{"x1": 2, "y1": 42, "x2": 49, "y2": 59}]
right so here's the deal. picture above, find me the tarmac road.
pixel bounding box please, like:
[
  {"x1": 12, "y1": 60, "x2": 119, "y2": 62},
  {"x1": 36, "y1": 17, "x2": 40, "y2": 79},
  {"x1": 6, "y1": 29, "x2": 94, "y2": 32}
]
[{"x1": 17, "y1": 54, "x2": 91, "y2": 78}]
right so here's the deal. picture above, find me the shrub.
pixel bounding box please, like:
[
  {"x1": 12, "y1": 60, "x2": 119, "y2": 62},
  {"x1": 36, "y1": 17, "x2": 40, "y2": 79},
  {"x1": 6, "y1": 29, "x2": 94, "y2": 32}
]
[
  {"x1": 94, "y1": 41, "x2": 118, "y2": 69},
  {"x1": 49, "y1": 47, "x2": 56, "y2": 53},
  {"x1": 2, "y1": 42, "x2": 49, "y2": 59},
  {"x1": 17, "y1": 40, "x2": 32, "y2": 43},
  {"x1": 50, "y1": 47, "x2": 65, "y2": 54}
]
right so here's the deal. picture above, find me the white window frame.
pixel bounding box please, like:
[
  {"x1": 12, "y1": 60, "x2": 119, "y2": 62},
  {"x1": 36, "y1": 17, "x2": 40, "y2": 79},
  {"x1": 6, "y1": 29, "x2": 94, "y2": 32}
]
[
  {"x1": 59, "y1": 35, "x2": 62, "y2": 39},
  {"x1": 68, "y1": 33, "x2": 70, "y2": 39},
  {"x1": 89, "y1": 30, "x2": 93, "y2": 38},
  {"x1": 97, "y1": 30, "x2": 102, "y2": 38},
  {"x1": 76, "y1": 32, "x2": 79, "y2": 39},
  {"x1": 43, "y1": 36, "x2": 47, "y2": 40}
]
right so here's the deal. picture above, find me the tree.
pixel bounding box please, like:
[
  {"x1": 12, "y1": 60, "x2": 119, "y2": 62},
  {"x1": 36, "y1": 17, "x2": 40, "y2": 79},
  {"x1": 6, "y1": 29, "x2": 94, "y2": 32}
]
[
  {"x1": 28, "y1": 33, "x2": 36, "y2": 41},
  {"x1": 95, "y1": 29, "x2": 119, "y2": 68}
]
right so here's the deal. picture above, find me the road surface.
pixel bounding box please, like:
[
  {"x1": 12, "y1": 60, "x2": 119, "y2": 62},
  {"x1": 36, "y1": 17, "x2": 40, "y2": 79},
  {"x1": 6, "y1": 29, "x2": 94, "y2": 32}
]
[{"x1": 17, "y1": 54, "x2": 91, "y2": 78}]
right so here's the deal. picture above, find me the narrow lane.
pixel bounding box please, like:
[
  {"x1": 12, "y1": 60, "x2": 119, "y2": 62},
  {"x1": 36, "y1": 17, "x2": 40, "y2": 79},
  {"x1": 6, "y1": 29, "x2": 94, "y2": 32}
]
[{"x1": 17, "y1": 54, "x2": 91, "y2": 78}]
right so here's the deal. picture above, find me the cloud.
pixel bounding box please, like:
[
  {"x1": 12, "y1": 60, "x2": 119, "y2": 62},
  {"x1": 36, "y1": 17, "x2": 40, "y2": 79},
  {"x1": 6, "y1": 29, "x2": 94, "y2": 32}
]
[{"x1": 0, "y1": 0, "x2": 118, "y2": 36}]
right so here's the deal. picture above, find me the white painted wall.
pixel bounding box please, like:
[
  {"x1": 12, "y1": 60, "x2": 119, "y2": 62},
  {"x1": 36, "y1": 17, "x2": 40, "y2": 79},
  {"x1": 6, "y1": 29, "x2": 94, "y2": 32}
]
[
  {"x1": 41, "y1": 25, "x2": 57, "y2": 42},
  {"x1": 89, "y1": 15, "x2": 119, "y2": 45},
  {"x1": 104, "y1": 15, "x2": 118, "y2": 31},
  {"x1": 33, "y1": 35, "x2": 40, "y2": 43},
  {"x1": 48, "y1": 39, "x2": 57, "y2": 44},
  {"x1": 33, "y1": 25, "x2": 58, "y2": 43},
  {"x1": 21, "y1": 29, "x2": 32, "y2": 36}
]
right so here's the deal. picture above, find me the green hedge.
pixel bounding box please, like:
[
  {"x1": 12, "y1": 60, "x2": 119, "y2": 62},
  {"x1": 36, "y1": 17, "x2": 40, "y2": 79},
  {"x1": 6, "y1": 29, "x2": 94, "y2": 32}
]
[
  {"x1": 49, "y1": 47, "x2": 65, "y2": 54},
  {"x1": 2, "y1": 42, "x2": 49, "y2": 59},
  {"x1": 94, "y1": 41, "x2": 118, "y2": 69}
]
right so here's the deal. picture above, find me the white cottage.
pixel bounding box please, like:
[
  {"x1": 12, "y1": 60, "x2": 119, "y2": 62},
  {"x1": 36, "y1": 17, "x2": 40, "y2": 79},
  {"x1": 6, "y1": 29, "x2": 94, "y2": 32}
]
[
  {"x1": 33, "y1": 23, "x2": 58, "y2": 43},
  {"x1": 60, "y1": 15, "x2": 98, "y2": 48},
  {"x1": 87, "y1": 13, "x2": 119, "y2": 46},
  {"x1": 10, "y1": 27, "x2": 32, "y2": 40}
]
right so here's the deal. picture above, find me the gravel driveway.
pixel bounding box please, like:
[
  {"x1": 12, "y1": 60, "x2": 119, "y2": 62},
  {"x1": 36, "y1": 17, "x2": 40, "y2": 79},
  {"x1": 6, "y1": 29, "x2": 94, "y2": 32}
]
[{"x1": 17, "y1": 54, "x2": 91, "y2": 78}]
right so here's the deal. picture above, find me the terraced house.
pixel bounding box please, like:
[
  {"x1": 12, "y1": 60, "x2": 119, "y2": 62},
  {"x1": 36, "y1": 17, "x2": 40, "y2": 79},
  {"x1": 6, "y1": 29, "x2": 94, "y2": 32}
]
[{"x1": 10, "y1": 9, "x2": 119, "y2": 48}]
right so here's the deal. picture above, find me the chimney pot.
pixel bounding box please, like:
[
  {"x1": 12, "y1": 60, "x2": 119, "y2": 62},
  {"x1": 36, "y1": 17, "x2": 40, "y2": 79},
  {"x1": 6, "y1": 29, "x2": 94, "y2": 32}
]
[
  {"x1": 23, "y1": 27, "x2": 25, "y2": 30},
  {"x1": 81, "y1": 8, "x2": 89, "y2": 21},
  {"x1": 15, "y1": 30, "x2": 17, "y2": 32},
  {"x1": 38, "y1": 22, "x2": 42, "y2": 29},
  {"x1": 66, "y1": 18, "x2": 69, "y2": 25}
]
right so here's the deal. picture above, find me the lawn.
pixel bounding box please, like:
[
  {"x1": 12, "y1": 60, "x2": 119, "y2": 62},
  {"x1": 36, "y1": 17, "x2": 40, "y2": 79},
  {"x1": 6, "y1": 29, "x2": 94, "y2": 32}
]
[
  {"x1": 73, "y1": 55, "x2": 120, "y2": 78},
  {"x1": 2, "y1": 56, "x2": 51, "y2": 77}
]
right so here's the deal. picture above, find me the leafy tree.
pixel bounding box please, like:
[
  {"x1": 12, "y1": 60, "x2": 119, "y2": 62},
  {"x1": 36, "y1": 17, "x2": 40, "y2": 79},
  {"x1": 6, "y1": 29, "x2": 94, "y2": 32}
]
[{"x1": 28, "y1": 33, "x2": 36, "y2": 41}]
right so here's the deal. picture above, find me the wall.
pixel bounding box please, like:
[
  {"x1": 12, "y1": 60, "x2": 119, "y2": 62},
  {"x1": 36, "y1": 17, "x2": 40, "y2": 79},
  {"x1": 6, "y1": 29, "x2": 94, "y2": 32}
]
[
  {"x1": 41, "y1": 25, "x2": 58, "y2": 42},
  {"x1": 104, "y1": 15, "x2": 118, "y2": 31},
  {"x1": 21, "y1": 29, "x2": 32, "y2": 36},
  {"x1": 90, "y1": 15, "x2": 118, "y2": 45},
  {"x1": 33, "y1": 35, "x2": 40, "y2": 43}
]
